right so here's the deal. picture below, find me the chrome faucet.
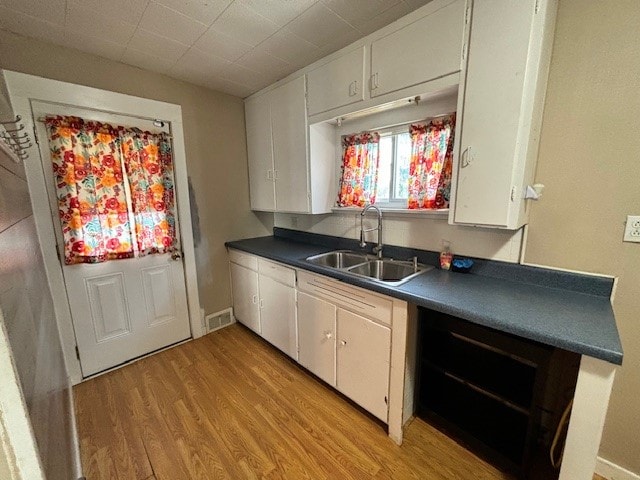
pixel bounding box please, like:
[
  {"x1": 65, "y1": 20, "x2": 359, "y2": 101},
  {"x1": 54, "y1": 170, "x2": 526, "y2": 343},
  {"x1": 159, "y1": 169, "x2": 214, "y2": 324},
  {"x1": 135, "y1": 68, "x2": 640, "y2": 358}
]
[{"x1": 360, "y1": 205, "x2": 383, "y2": 259}]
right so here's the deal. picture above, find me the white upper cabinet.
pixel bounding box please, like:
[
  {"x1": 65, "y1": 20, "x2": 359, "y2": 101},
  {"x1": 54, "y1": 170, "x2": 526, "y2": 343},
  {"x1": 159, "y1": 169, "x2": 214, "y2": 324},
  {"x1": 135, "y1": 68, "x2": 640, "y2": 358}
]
[
  {"x1": 245, "y1": 93, "x2": 275, "y2": 211},
  {"x1": 370, "y1": 0, "x2": 467, "y2": 98},
  {"x1": 245, "y1": 76, "x2": 310, "y2": 213},
  {"x1": 307, "y1": 46, "x2": 366, "y2": 116},
  {"x1": 270, "y1": 75, "x2": 310, "y2": 213},
  {"x1": 245, "y1": 75, "x2": 336, "y2": 215},
  {"x1": 451, "y1": 0, "x2": 557, "y2": 229}
]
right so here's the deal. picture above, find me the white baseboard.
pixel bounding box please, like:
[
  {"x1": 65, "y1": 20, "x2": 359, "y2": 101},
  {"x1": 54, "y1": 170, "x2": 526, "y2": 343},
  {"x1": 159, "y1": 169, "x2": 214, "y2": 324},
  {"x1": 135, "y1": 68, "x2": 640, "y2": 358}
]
[{"x1": 596, "y1": 457, "x2": 640, "y2": 480}]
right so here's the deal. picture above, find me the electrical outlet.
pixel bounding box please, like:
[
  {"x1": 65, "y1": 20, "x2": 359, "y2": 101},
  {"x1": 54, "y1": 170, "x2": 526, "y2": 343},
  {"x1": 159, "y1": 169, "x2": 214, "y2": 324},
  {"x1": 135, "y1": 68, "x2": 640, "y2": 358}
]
[{"x1": 623, "y1": 215, "x2": 640, "y2": 242}]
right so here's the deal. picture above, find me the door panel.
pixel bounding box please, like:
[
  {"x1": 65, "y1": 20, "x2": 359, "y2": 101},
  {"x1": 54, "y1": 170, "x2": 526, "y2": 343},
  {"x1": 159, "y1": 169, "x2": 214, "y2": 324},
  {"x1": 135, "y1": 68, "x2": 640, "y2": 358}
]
[
  {"x1": 297, "y1": 292, "x2": 336, "y2": 386},
  {"x1": 85, "y1": 273, "x2": 131, "y2": 342},
  {"x1": 230, "y1": 262, "x2": 260, "y2": 334},
  {"x1": 33, "y1": 101, "x2": 192, "y2": 377},
  {"x1": 142, "y1": 265, "x2": 177, "y2": 326},
  {"x1": 259, "y1": 275, "x2": 297, "y2": 359},
  {"x1": 337, "y1": 309, "x2": 391, "y2": 422}
]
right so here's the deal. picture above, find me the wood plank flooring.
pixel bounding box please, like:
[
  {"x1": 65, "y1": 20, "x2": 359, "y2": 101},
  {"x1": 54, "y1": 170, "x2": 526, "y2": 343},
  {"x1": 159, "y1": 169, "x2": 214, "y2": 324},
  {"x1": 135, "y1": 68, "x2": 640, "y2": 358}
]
[{"x1": 74, "y1": 323, "x2": 577, "y2": 480}]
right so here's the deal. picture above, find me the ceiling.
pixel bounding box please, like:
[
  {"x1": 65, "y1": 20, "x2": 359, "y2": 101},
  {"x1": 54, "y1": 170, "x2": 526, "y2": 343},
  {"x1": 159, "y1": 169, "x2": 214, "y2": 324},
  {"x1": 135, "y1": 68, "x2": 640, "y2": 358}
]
[{"x1": 0, "y1": 0, "x2": 431, "y2": 98}]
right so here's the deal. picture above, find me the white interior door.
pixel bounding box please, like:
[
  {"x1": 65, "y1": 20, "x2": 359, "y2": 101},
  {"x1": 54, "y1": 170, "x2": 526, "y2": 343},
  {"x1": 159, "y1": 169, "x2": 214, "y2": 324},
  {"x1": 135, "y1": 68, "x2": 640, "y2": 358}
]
[{"x1": 32, "y1": 101, "x2": 191, "y2": 377}]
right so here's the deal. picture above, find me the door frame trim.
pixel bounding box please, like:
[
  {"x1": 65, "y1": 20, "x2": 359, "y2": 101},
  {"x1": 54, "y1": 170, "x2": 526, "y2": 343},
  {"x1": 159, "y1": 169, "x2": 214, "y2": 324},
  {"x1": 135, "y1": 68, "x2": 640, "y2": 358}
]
[{"x1": 3, "y1": 70, "x2": 203, "y2": 384}]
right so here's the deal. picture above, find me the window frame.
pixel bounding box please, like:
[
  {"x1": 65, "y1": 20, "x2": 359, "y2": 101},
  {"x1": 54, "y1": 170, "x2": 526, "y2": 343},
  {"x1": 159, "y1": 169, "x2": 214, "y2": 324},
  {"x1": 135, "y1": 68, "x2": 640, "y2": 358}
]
[{"x1": 374, "y1": 124, "x2": 413, "y2": 208}]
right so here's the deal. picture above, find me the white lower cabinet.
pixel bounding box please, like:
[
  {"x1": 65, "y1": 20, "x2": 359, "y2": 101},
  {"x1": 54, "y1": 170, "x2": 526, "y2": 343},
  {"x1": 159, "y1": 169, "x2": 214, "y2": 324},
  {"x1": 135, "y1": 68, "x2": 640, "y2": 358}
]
[
  {"x1": 230, "y1": 250, "x2": 399, "y2": 424},
  {"x1": 229, "y1": 250, "x2": 297, "y2": 359},
  {"x1": 336, "y1": 308, "x2": 391, "y2": 422},
  {"x1": 297, "y1": 292, "x2": 336, "y2": 386},
  {"x1": 296, "y1": 270, "x2": 394, "y2": 422},
  {"x1": 259, "y1": 274, "x2": 297, "y2": 359},
  {"x1": 230, "y1": 262, "x2": 260, "y2": 334}
]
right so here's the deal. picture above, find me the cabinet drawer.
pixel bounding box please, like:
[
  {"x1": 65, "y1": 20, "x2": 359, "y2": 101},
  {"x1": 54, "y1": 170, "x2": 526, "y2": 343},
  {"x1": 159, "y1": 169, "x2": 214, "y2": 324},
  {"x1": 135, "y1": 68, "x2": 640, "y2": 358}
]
[
  {"x1": 297, "y1": 270, "x2": 392, "y2": 327},
  {"x1": 228, "y1": 249, "x2": 258, "y2": 270},
  {"x1": 258, "y1": 258, "x2": 296, "y2": 287}
]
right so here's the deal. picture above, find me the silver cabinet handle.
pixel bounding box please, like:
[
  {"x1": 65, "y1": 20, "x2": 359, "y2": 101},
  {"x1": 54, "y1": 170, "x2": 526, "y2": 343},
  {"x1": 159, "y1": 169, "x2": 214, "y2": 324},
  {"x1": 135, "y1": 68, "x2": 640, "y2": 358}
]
[
  {"x1": 324, "y1": 331, "x2": 333, "y2": 340},
  {"x1": 461, "y1": 146, "x2": 473, "y2": 168},
  {"x1": 349, "y1": 80, "x2": 358, "y2": 96},
  {"x1": 252, "y1": 294, "x2": 258, "y2": 304},
  {"x1": 340, "y1": 340, "x2": 347, "y2": 346}
]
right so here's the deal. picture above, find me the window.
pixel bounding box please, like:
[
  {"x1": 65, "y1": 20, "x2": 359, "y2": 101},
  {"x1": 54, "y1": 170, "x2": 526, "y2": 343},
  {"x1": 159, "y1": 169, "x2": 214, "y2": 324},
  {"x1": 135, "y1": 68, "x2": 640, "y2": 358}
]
[
  {"x1": 337, "y1": 113, "x2": 456, "y2": 211},
  {"x1": 376, "y1": 131, "x2": 411, "y2": 204}
]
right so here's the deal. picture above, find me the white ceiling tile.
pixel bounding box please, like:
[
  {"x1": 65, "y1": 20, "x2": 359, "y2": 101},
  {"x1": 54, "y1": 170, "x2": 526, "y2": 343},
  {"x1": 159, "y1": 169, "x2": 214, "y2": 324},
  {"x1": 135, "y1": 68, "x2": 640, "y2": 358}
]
[
  {"x1": 128, "y1": 29, "x2": 190, "y2": 63},
  {"x1": 353, "y1": 1, "x2": 412, "y2": 35},
  {"x1": 66, "y1": 3, "x2": 137, "y2": 45},
  {"x1": 317, "y1": 25, "x2": 362, "y2": 57},
  {"x1": 200, "y1": 77, "x2": 253, "y2": 98},
  {"x1": 210, "y1": 2, "x2": 279, "y2": 47},
  {"x1": 194, "y1": 27, "x2": 253, "y2": 62},
  {"x1": 153, "y1": 0, "x2": 232, "y2": 24},
  {"x1": 0, "y1": 7, "x2": 65, "y2": 44},
  {"x1": 139, "y1": 1, "x2": 208, "y2": 45},
  {"x1": 0, "y1": 0, "x2": 65, "y2": 26},
  {"x1": 66, "y1": 0, "x2": 149, "y2": 26},
  {"x1": 236, "y1": 48, "x2": 292, "y2": 77},
  {"x1": 238, "y1": 0, "x2": 318, "y2": 27},
  {"x1": 220, "y1": 63, "x2": 270, "y2": 90},
  {"x1": 258, "y1": 29, "x2": 321, "y2": 67},
  {"x1": 321, "y1": 0, "x2": 401, "y2": 27},
  {"x1": 61, "y1": 33, "x2": 127, "y2": 62},
  {"x1": 286, "y1": 3, "x2": 356, "y2": 48},
  {"x1": 403, "y1": 0, "x2": 434, "y2": 11},
  {"x1": 121, "y1": 47, "x2": 177, "y2": 74},
  {"x1": 171, "y1": 47, "x2": 231, "y2": 78}
]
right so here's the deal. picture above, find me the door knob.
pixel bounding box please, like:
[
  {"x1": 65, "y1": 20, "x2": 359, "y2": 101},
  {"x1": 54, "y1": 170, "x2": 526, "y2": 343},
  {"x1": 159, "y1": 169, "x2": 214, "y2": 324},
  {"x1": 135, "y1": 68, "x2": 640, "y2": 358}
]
[{"x1": 171, "y1": 251, "x2": 182, "y2": 261}]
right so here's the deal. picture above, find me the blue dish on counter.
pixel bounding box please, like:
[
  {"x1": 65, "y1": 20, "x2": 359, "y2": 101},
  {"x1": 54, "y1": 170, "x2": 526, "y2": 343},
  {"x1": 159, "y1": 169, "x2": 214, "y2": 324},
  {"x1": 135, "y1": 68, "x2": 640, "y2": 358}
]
[{"x1": 452, "y1": 258, "x2": 474, "y2": 273}]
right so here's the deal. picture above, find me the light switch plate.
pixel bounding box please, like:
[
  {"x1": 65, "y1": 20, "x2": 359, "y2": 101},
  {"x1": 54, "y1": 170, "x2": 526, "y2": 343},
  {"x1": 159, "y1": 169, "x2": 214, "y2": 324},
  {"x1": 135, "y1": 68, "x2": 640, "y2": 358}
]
[{"x1": 623, "y1": 215, "x2": 640, "y2": 242}]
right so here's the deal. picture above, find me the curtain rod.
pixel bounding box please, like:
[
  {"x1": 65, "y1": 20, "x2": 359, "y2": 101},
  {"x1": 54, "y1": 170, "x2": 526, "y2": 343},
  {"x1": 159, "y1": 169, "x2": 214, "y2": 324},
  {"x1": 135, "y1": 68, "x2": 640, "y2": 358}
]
[{"x1": 36, "y1": 117, "x2": 173, "y2": 137}]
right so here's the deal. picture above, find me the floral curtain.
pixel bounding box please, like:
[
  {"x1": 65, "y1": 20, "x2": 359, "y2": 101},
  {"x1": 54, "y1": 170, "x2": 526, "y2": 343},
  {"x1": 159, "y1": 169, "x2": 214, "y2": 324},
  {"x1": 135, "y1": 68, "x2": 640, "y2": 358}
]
[
  {"x1": 120, "y1": 130, "x2": 177, "y2": 256},
  {"x1": 45, "y1": 116, "x2": 178, "y2": 265},
  {"x1": 45, "y1": 116, "x2": 134, "y2": 265},
  {"x1": 337, "y1": 132, "x2": 380, "y2": 207},
  {"x1": 407, "y1": 113, "x2": 456, "y2": 210}
]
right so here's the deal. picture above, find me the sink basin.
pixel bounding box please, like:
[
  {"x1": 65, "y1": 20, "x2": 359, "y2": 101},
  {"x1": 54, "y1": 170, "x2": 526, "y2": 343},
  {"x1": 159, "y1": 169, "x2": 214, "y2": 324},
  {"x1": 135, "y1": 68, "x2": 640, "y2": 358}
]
[
  {"x1": 306, "y1": 250, "x2": 370, "y2": 269},
  {"x1": 347, "y1": 259, "x2": 433, "y2": 286}
]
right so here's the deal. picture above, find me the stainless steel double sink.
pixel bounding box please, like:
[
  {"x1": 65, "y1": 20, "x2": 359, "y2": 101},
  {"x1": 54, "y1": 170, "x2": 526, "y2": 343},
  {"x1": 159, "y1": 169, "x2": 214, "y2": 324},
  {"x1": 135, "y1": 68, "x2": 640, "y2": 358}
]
[{"x1": 305, "y1": 250, "x2": 433, "y2": 286}]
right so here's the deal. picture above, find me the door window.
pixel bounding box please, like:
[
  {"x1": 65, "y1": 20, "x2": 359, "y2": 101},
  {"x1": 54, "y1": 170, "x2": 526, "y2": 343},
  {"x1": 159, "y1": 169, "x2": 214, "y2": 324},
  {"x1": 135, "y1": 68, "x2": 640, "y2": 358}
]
[{"x1": 45, "y1": 115, "x2": 177, "y2": 265}]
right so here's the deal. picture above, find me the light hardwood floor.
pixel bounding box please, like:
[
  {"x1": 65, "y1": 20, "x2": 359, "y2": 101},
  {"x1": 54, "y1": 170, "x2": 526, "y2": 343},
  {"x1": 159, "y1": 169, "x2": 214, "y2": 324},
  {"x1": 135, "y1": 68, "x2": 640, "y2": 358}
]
[{"x1": 74, "y1": 323, "x2": 595, "y2": 480}]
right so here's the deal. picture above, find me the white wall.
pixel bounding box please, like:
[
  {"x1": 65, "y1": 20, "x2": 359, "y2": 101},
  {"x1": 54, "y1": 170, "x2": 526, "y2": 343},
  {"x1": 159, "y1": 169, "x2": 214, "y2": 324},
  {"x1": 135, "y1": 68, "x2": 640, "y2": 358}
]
[
  {"x1": 0, "y1": 147, "x2": 76, "y2": 479},
  {"x1": 274, "y1": 212, "x2": 524, "y2": 263}
]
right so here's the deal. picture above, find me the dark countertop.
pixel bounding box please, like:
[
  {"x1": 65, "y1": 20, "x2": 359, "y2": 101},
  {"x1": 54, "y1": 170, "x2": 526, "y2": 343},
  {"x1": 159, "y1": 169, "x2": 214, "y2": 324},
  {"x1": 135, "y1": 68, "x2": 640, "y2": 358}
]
[{"x1": 225, "y1": 232, "x2": 623, "y2": 365}]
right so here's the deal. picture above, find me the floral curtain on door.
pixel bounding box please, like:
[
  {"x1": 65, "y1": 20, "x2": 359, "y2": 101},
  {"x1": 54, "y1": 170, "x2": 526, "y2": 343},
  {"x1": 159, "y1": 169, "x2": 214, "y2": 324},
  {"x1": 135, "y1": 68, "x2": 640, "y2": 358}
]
[
  {"x1": 45, "y1": 116, "x2": 134, "y2": 265},
  {"x1": 337, "y1": 132, "x2": 380, "y2": 207},
  {"x1": 407, "y1": 113, "x2": 456, "y2": 210},
  {"x1": 120, "y1": 130, "x2": 177, "y2": 256},
  {"x1": 45, "y1": 116, "x2": 177, "y2": 265}
]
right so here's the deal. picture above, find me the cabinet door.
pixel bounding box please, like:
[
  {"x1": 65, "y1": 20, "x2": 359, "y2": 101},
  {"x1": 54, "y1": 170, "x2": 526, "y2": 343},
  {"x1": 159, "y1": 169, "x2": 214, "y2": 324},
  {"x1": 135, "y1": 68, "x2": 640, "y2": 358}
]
[
  {"x1": 230, "y1": 263, "x2": 260, "y2": 334},
  {"x1": 270, "y1": 75, "x2": 310, "y2": 213},
  {"x1": 307, "y1": 46, "x2": 365, "y2": 116},
  {"x1": 453, "y1": 0, "x2": 536, "y2": 227},
  {"x1": 336, "y1": 309, "x2": 391, "y2": 422},
  {"x1": 297, "y1": 292, "x2": 336, "y2": 386},
  {"x1": 370, "y1": 0, "x2": 466, "y2": 97},
  {"x1": 259, "y1": 275, "x2": 297, "y2": 359},
  {"x1": 245, "y1": 93, "x2": 275, "y2": 211}
]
